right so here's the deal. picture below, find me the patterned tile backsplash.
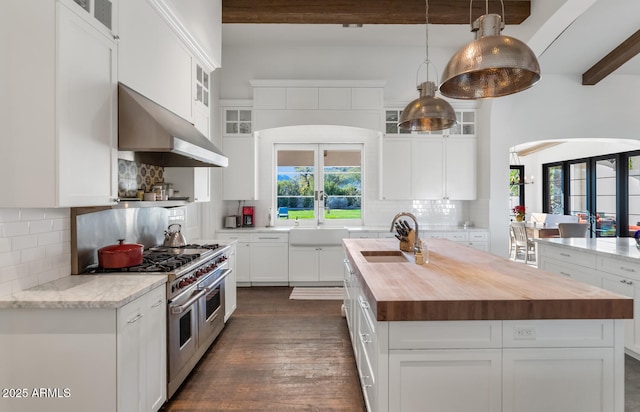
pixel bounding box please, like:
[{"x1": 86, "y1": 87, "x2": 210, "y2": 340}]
[{"x1": 118, "y1": 159, "x2": 165, "y2": 197}]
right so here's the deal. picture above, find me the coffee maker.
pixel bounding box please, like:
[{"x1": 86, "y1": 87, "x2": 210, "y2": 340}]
[{"x1": 242, "y1": 206, "x2": 255, "y2": 227}]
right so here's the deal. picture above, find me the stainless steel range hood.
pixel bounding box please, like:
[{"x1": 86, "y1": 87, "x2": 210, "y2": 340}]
[{"x1": 118, "y1": 83, "x2": 228, "y2": 167}]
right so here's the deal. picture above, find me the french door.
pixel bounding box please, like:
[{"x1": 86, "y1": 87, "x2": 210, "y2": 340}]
[
  {"x1": 544, "y1": 155, "x2": 626, "y2": 237},
  {"x1": 275, "y1": 143, "x2": 362, "y2": 226}
]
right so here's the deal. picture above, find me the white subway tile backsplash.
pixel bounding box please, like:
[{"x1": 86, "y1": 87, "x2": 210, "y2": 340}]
[
  {"x1": 0, "y1": 238, "x2": 10, "y2": 253},
  {"x1": 11, "y1": 235, "x2": 39, "y2": 251},
  {"x1": 0, "y1": 251, "x2": 22, "y2": 268},
  {"x1": 0, "y1": 263, "x2": 27, "y2": 283},
  {"x1": 45, "y1": 208, "x2": 70, "y2": 219},
  {"x1": 29, "y1": 219, "x2": 54, "y2": 234},
  {"x1": 0, "y1": 208, "x2": 70, "y2": 297},
  {"x1": 28, "y1": 258, "x2": 53, "y2": 277},
  {"x1": 38, "y1": 231, "x2": 62, "y2": 246},
  {"x1": 1, "y1": 221, "x2": 30, "y2": 237},
  {"x1": 21, "y1": 246, "x2": 48, "y2": 263},
  {"x1": 0, "y1": 209, "x2": 20, "y2": 222},
  {"x1": 20, "y1": 208, "x2": 46, "y2": 221},
  {"x1": 52, "y1": 217, "x2": 70, "y2": 232}
]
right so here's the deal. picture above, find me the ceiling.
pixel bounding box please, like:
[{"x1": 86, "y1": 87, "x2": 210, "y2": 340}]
[{"x1": 221, "y1": 0, "x2": 640, "y2": 79}]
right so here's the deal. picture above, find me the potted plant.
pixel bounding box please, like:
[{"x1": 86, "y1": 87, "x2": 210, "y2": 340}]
[{"x1": 513, "y1": 205, "x2": 526, "y2": 222}]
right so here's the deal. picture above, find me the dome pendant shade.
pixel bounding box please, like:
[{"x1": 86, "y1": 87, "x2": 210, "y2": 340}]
[
  {"x1": 440, "y1": 14, "x2": 541, "y2": 99},
  {"x1": 398, "y1": 81, "x2": 457, "y2": 132}
]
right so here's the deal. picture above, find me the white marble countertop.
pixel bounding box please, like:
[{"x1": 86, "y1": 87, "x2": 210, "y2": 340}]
[
  {"x1": 0, "y1": 274, "x2": 167, "y2": 309},
  {"x1": 536, "y1": 237, "x2": 640, "y2": 264}
]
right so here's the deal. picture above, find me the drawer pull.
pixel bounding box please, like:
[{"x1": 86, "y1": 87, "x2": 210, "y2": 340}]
[
  {"x1": 151, "y1": 299, "x2": 163, "y2": 308},
  {"x1": 257, "y1": 236, "x2": 280, "y2": 240},
  {"x1": 559, "y1": 252, "x2": 571, "y2": 257},
  {"x1": 358, "y1": 297, "x2": 370, "y2": 310},
  {"x1": 620, "y1": 266, "x2": 636, "y2": 273},
  {"x1": 360, "y1": 333, "x2": 372, "y2": 343},
  {"x1": 620, "y1": 279, "x2": 634, "y2": 285},
  {"x1": 362, "y1": 375, "x2": 372, "y2": 388},
  {"x1": 127, "y1": 313, "x2": 143, "y2": 324},
  {"x1": 559, "y1": 271, "x2": 571, "y2": 277}
]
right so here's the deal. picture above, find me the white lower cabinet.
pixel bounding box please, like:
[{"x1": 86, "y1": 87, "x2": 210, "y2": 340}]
[
  {"x1": 600, "y1": 272, "x2": 640, "y2": 353},
  {"x1": 251, "y1": 241, "x2": 288, "y2": 283},
  {"x1": 224, "y1": 243, "x2": 238, "y2": 321},
  {"x1": 538, "y1": 242, "x2": 640, "y2": 358},
  {"x1": 503, "y1": 348, "x2": 614, "y2": 412},
  {"x1": 218, "y1": 233, "x2": 288, "y2": 285},
  {"x1": 289, "y1": 246, "x2": 344, "y2": 284},
  {"x1": 117, "y1": 285, "x2": 167, "y2": 412},
  {"x1": 0, "y1": 284, "x2": 166, "y2": 412},
  {"x1": 389, "y1": 349, "x2": 502, "y2": 412}
]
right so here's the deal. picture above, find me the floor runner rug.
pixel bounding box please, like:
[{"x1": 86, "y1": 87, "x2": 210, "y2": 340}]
[{"x1": 289, "y1": 287, "x2": 344, "y2": 300}]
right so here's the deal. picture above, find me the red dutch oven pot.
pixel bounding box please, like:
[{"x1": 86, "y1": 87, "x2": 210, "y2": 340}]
[{"x1": 98, "y1": 239, "x2": 144, "y2": 268}]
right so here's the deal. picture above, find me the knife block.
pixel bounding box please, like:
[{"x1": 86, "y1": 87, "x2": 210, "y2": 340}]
[{"x1": 399, "y1": 230, "x2": 416, "y2": 252}]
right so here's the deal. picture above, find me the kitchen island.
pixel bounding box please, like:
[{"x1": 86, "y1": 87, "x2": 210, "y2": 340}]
[
  {"x1": 343, "y1": 238, "x2": 632, "y2": 412},
  {"x1": 537, "y1": 237, "x2": 640, "y2": 360}
]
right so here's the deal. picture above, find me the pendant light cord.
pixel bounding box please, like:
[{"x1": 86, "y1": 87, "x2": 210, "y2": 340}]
[
  {"x1": 416, "y1": 0, "x2": 439, "y2": 87},
  {"x1": 469, "y1": 0, "x2": 506, "y2": 26}
]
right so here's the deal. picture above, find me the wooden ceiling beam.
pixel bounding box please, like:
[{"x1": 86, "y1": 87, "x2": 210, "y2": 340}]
[
  {"x1": 583, "y1": 29, "x2": 640, "y2": 85},
  {"x1": 222, "y1": 0, "x2": 531, "y2": 25}
]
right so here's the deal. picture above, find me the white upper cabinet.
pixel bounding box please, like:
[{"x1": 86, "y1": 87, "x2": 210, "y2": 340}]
[
  {"x1": 60, "y1": 0, "x2": 119, "y2": 40},
  {"x1": 380, "y1": 135, "x2": 476, "y2": 200},
  {"x1": 380, "y1": 110, "x2": 477, "y2": 201},
  {"x1": 118, "y1": 0, "x2": 193, "y2": 121},
  {"x1": 0, "y1": 1, "x2": 118, "y2": 208},
  {"x1": 118, "y1": 0, "x2": 221, "y2": 124}
]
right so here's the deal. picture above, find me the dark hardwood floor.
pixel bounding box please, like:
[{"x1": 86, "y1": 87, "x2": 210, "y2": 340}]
[{"x1": 161, "y1": 287, "x2": 365, "y2": 412}]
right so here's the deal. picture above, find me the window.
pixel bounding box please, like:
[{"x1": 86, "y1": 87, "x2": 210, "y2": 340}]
[
  {"x1": 542, "y1": 150, "x2": 640, "y2": 237},
  {"x1": 275, "y1": 144, "x2": 362, "y2": 225},
  {"x1": 629, "y1": 154, "x2": 640, "y2": 235},
  {"x1": 509, "y1": 165, "x2": 525, "y2": 218},
  {"x1": 545, "y1": 164, "x2": 564, "y2": 215}
]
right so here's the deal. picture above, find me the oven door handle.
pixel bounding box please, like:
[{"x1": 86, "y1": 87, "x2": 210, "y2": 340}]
[{"x1": 169, "y1": 289, "x2": 207, "y2": 315}]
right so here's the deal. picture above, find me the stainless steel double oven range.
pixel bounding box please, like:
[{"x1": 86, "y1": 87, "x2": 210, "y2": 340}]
[
  {"x1": 91, "y1": 243, "x2": 231, "y2": 398},
  {"x1": 164, "y1": 244, "x2": 231, "y2": 398}
]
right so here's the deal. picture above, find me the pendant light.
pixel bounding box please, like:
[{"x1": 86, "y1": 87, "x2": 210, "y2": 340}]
[
  {"x1": 440, "y1": 0, "x2": 540, "y2": 99},
  {"x1": 398, "y1": 0, "x2": 456, "y2": 132}
]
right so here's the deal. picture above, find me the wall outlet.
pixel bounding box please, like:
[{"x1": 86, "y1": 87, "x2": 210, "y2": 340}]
[{"x1": 513, "y1": 326, "x2": 537, "y2": 340}]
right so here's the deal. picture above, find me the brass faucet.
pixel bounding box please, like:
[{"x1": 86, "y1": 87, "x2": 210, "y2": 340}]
[{"x1": 390, "y1": 212, "x2": 420, "y2": 253}]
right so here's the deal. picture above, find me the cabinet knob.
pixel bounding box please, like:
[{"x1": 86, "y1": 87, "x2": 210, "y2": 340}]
[{"x1": 113, "y1": 34, "x2": 120, "y2": 41}]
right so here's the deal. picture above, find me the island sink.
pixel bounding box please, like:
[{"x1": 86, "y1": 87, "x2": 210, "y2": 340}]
[{"x1": 360, "y1": 250, "x2": 410, "y2": 263}]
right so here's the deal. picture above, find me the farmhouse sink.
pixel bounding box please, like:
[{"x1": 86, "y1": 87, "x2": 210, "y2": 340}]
[
  {"x1": 289, "y1": 227, "x2": 349, "y2": 246},
  {"x1": 360, "y1": 250, "x2": 411, "y2": 263}
]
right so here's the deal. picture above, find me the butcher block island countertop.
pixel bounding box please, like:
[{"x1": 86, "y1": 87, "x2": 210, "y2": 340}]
[{"x1": 343, "y1": 238, "x2": 632, "y2": 321}]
